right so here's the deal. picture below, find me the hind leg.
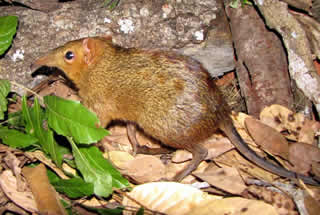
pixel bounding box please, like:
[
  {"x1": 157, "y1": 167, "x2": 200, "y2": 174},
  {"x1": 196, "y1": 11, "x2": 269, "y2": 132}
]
[{"x1": 173, "y1": 144, "x2": 208, "y2": 181}]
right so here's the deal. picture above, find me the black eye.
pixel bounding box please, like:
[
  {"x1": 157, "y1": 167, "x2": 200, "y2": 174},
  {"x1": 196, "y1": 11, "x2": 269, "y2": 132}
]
[{"x1": 65, "y1": 51, "x2": 74, "y2": 60}]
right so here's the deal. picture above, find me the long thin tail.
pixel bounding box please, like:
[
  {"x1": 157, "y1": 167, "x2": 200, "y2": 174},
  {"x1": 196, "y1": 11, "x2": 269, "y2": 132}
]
[{"x1": 220, "y1": 121, "x2": 320, "y2": 186}]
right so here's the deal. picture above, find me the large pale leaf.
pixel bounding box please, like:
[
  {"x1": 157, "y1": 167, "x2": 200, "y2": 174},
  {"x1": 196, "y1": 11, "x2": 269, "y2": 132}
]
[
  {"x1": 69, "y1": 139, "x2": 129, "y2": 197},
  {"x1": 44, "y1": 95, "x2": 109, "y2": 144},
  {"x1": 123, "y1": 182, "x2": 220, "y2": 215},
  {"x1": 0, "y1": 16, "x2": 18, "y2": 55},
  {"x1": 0, "y1": 79, "x2": 10, "y2": 120}
]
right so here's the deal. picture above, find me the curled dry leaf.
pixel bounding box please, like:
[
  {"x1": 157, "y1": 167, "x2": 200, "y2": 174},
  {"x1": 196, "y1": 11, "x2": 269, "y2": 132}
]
[
  {"x1": 245, "y1": 117, "x2": 289, "y2": 160},
  {"x1": 194, "y1": 166, "x2": 247, "y2": 195},
  {"x1": 288, "y1": 142, "x2": 320, "y2": 176},
  {"x1": 0, "y1": 170, "x2": 37, "y2": 213},
  {"x1": 260, "y1": 104, "x2": 320, "y2": 143},
  {"x1": 22, "y1": 164, "x2": 67, "y2": 215},
  {"x1": 25, "y1": 150, "x2": 68, "y2": 179},
  {"x1": 3, "y1": 152, "x2": 26, "y2": 191},
  {"x1": 188, "y1": 197, "x2": 278, "y2": 215},
  {"x1": 122, "y1": 182, "x2": 220, "y2": 215}
]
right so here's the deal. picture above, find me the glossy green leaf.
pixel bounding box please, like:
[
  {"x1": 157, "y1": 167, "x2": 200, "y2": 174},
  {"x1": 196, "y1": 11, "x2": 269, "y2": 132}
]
[
  {"x1": 0, "y1": 80, "x2": 10, "y2": 120},
  {"x1": 0, "y1": 16, "x2": 18, "y2": 55},
  {"x1": 51, "y1": 177, "x2": 94, "y2": 198},
  {"x1": 44, "y1": 95, "x2": 109, "y2": 144},
  {"x1": 7, "y1": 111, "x2": 25, "y2": 127},
  {"x1": 22, "y1": 96, "x2": 62, "y2": 166},
  {"x1": 69, "y1": 138, "x2": 129, "y2": 197},
  {"x1": 0, "y1": 126, "x2": 38, "y2": 148}
]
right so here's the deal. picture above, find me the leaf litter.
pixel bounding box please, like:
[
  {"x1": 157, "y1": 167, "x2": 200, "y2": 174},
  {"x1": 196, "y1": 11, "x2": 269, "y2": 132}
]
[{"x1": 0, "y1": 78, "x2": 320, "y2": 214}]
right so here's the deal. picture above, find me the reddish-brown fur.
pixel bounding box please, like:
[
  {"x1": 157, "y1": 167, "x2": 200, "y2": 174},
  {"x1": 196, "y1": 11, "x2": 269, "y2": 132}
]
[{"x1": 31, "y1": 37, "x2": 320, "y2": 184}]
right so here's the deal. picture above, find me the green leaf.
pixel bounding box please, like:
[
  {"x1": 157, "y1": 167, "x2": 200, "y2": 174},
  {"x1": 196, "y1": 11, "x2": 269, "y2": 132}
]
[
  {"x1": 229, "y1": 0, "x2": 239, "y2": 8},
  {"x1": 84, "y1": 206, "x2": 123, "y2": 215},
  {"x1": 7, "y1": 111, "x2": 25, "y2": 127},
  {"x1": 0, "y1": 126, "x2": 38, "y2": 148},
  {"x1": 47, "y1": 170, "x2": 93, "y2": 199},
  {"x1": 51, "y1": 177, "x2": 94, "y2": 198},
  {"x1": 22, "y1": 96, "x2": 62, "y2": 166},
  {"x1": 69, "y1": 138, "x2": 129, "y2": 197},
  {"x1": 0, "y1": 16, "x2": 18, "y2": 55},
  {"x1": 136, "y1": 208, "x2": 145, "y2": 215},
  {"x1": 0, "y1": 80, "x2": 10, "y2": 120},
  {"x1": 104, "y1": 0, "x2": 120, "y2": 10},
  {"x1": 44, "y1": 95, "x2": 109, "y2": 144}
]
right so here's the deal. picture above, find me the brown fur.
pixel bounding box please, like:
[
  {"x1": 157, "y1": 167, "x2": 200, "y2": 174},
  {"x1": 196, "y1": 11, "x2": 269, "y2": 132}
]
[{"x1": 31, "y1": 37, "x2": 320, "y2": 184}]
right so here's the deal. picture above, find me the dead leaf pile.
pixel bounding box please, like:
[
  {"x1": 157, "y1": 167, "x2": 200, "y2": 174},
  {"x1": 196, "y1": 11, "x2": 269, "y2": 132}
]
[{"x1": 1, "y1": 79, "x2": 320, "y2": 214}]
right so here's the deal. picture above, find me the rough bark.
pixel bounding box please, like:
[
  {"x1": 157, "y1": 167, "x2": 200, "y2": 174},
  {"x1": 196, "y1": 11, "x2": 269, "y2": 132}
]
[
  {"x1": 226, "y1": 4, "x2": 293, "y2": 117},
  {"x1": 254, "y1": 0, "x2": 320, "y2": 115},
  {"x1": 280, "y1": 0, "x2": 312, "y2": 12},
  {"x1": 0, "y1": 0, "x2": 234, "y2": 94}
]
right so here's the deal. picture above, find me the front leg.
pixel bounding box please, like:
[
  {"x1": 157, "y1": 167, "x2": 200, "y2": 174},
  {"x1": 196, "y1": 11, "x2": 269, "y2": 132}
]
[{"x1": 127, "y1": 123, "x2": 173, "y2": 156}]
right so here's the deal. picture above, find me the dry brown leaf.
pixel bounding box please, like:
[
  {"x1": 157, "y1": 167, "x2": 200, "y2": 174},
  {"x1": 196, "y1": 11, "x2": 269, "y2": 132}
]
[
  {"x1": 3, "y1": 152, "x2": 21, "y2": 176},
  {"x1": 171, "y1": 150, "x2": 193, "y2": 162},
  {"x1": 166, "y1": 159, "x2": 208, "y2": 182},
  {"x1": 245, "y1": 117, "x2": 289, "y2": 160},
  {"x1": 4, "y1": 202, "x2": 31, "y2": 215},
  {"x1": 62, "y1": 163, "x2": 77, "y2": 176},
  {"x1": 247, "y1": 185, "x2": 298, "y2": 215},
  {"x1": 194, "y1": 166, "x2": 247, "y2": 195},
  {"x1": 75, "y1": 196, "x2": 105, "y2": 207},
  {"x1": 215, "y1": 150, "x2": 279, "y2": 183},
  {"x1": 104, "y1": 150, "x2": 135, "y2": 169},
  {"x1": 188, "y1": 197, "x2": 278, "y2": 215},
  {"x1": 0, "y1": 170, "x2": 37, "y2": 213},
  {"x1": 288, "y1": 142, "x2": 320, "y2": 175},
  {"x1": 304, "y1": 193, "x2": 320, "y2": 215},
  {"x1": 298, "y1": 120, "x2": 320, "y2": 144},
  {"x1": 260, "y1": 105, "x2": 305, "y2": 141},
  {"x1": 205, "y1": 135, "x2": 235, "y2": 159},
  {"x1": 311, "y1": 161, "x2": 320, "y2": 177},
  {"x1": 3, "y1": 152, "x2": 26, "y2": 191},
  {"x1": 231, "y1": 112, "x2": 256, "y2": 144},
  {"x1": 165, "y1": 160, "x2": 191, "y2": 180},
  {"x1": 172, "y1": 135, "x2": 234, "y2": 163},
  {"x1": 122, "y1": 182, "x2": 220, "y2": 215},
  {"x1": 25, "y1": 150, "x2": 69, "y2": 179},
  {"x1": 123, "y1": 154, "x2": 166, "y2": 183},
  {"x1": 103, "y1": 125, "x2": 161, "y2": 153},
  {"x1": 22, "y1": 164, "x2": 67, "y2": 215}
]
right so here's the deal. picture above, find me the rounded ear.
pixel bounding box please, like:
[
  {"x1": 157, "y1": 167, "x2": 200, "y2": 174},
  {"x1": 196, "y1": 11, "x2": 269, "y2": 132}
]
[{"x1": 83, "y1": 38, "x2": 96, "y2": 65}]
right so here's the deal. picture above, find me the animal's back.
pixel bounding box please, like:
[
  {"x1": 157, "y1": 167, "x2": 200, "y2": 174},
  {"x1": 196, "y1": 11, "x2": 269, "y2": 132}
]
[{"x1": 79, "y1": 48, "x2": 228, "y2": 149}]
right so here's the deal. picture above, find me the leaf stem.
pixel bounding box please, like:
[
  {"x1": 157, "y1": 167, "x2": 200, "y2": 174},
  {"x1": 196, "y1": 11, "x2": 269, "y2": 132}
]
[{"x1": 10, "y1": 81, "x2": 44, "y2": 104}]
